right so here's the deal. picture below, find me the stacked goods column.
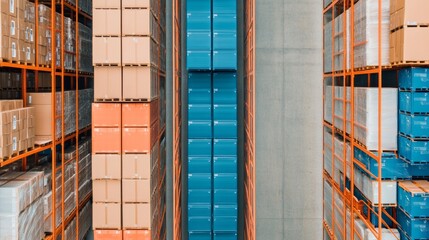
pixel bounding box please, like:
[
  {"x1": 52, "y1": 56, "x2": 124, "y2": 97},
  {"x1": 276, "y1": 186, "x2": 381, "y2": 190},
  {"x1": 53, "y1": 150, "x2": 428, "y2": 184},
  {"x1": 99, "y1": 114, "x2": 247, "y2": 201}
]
[
  {"x1": 92, "y1": 0, "x2": 166, "y2": 239},
  {"x1": 186, "y1": 0, "x2": 237, "y2": 239}
]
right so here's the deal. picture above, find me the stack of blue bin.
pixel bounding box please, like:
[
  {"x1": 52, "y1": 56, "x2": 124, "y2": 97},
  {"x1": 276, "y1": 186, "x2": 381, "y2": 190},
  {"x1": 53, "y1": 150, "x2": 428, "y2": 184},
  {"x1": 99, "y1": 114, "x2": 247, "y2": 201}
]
[
  {"x1": 187, "y1": 0, "x2": 238, "y2": 239},
  {"x1": 398, "y1": 68, "x2": 429, "y2": 176}
]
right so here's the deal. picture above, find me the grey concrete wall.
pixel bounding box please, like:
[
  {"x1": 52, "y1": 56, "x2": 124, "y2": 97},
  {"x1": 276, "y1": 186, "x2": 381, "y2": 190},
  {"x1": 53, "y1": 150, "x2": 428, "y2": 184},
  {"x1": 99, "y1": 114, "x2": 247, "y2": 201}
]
[{"x1": 254, "y1": 0, "x2": 323, "y2": 239}]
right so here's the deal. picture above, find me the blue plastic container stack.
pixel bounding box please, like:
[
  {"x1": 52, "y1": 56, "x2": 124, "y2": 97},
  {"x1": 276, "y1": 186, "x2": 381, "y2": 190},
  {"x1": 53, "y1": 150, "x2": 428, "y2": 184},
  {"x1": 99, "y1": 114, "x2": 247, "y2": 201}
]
[
  {"x1": 187, "y1": 0, "x2": 237, "y2": 239},
  {"x1": 397, "y1": 181, "x2": 429, "y2": 240}
]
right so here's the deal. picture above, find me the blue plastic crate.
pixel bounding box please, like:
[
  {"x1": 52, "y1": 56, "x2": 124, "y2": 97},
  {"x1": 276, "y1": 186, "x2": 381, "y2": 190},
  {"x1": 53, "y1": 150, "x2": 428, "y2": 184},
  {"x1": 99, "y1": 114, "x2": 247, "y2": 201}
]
[
  {"x1": 187, "y1": 0, "x2": 211, "y2": 13},
  {"x1": 399, "y1": 135, "x2": 429, "y2": 163},
  {"x1": 354, "y1": 148, "x2": 411, "y2": 179},
  {"x1": 188, "y1": 139, "x2": 212, "y2": 157},
  {"x1": 399, "y1": 67, "x2": 429, "y2": 90},
  {"x1": 187, "y1": 31, "x2": 212, "y2": 51},
  {"x1": 214, "y1": 205, "x2": 238, "y2": 217},
  {"x1": 399, "y1": 113, "x2": 429, "y2": 138},
  {"x1": 213, "y1": 72, "x2": 237, "y2": 89},
  {"x1": 213, "y1": 50, "x2": 237, "y2": 70},
  {"x1": 188, "y1": 205, "x2": 211, "y2": 218},
  {"x1": 399, "y1": 91, "x2": 429, "y2": 114},
  {"x1": 214, "y1": 139, "x2": 237, "y2": 156},
  {"x1": 214, "y1": 89, "x2": 237, "y2": 105},
  {"x1": 214, "y1": 232, "x2": 238, "y2": 240},
  {"x1": 188, "y1": 73, "x2": 211, "y2": 89},
  {"x1": 213, "y1": 32, "x2": 237, "y2": 51},
  {"x1": 411, "y1": 164, "x2": 429, "y2": 177},
  {"x1": 188, "y1": 121, "x2": 212, "y2": 139},
  {"x1": 213, "y1": 13, "x2": 237, "y2": 32},
  {"x1": 188, "y1": 173, "x2": 211, "y2": 189},
  {"x1": 188, "y1": 217, "x2": 212, "y2": 232},
  {"x1": 213, "y1": 156, "x2": 237, "y2": 174},
  {"x1": 214, "y1": 189, "x2": 237, "y2": 205},
  {"x1": 188, "y1": 189, "x2": 212, "y2": 205},
  {"x1": 187, "y1": 51, "x2": 211, "y2": 70},
  {"x1": 367, "y1": 206, "x2": 394, "y2": 228},
  {"x1": 214, "y1": 104, "x2": 237, "y2": 121},
  {"x1": 213, "y1": 0, "x2": 237, "y2": 14},
  {"x1": 398, "y1": 181, "x2": 429, "y2": 218},
  {"x1": 397, "y1": 207, "x2": 429, "y2": 240},
  {"x1": 187, "y1": 13, "x2": 211, "y2": 31},
  {"x1": 189, "y1": 232, "x2": 212, "y2": 240},
  {"x1": 213, "y1": 217, "x2": 237, "y2": 232},
  {"x1": 188, "y1": 89, "x2": 212, "y2": 104},
  {"x1": 214, "y1": 173, "x2": 237, "y2": 189},
  {"x1": 214, "y1": 121, "x2": 237, "y2": 139},
  {"x1": 188, "y1": 104, "x2": 212, "y2": 121},
  {"x1": 188, "y1": 156, "x2": 212, "y2": 174}
]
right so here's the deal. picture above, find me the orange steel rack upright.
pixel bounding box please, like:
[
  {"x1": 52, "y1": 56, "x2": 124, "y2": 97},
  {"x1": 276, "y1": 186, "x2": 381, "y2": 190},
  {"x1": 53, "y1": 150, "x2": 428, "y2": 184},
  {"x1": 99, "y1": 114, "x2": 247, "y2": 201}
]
[
  {"x1": 323, "y1": 0, "x2": 399, "y2": 240},
  {"x1": 0, "y1": 0, "x2": 93, "y2": 239},
  {"x1": 172, "y1": 0, "x2": 183, "y2": 238},
  {"x1": 244, "y1": 0, "x2": 255, "y2": 238}
]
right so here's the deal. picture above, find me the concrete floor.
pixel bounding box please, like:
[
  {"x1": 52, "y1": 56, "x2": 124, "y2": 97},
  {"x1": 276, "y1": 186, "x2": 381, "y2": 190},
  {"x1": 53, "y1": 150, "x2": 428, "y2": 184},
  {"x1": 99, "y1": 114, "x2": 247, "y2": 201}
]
[{"x1": 254, "y1": 0, "x2": 323, "y2": 239}]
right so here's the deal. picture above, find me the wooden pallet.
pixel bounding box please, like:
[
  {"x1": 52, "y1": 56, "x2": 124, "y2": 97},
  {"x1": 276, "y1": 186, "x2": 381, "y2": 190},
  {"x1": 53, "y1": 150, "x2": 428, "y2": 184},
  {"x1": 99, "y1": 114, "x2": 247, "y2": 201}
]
[{"x1": 392, "y1": 60, "x2": 429, "y2": 67}]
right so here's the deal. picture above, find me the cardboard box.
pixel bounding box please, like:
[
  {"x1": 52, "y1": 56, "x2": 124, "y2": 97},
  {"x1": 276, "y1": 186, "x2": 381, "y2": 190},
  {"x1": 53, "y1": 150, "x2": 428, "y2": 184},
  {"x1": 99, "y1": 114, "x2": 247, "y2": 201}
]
[
  {"x1": 92, "y1": 103, "x2": 121, "y2": 127},
  {"x1": 122, "y1": 154, "x2": 151, "y2": 179},
  {"x1": 93, "y1": 37, "x2": 121, "y2": 65},
  {"x1": 122, "y1": 124, "x2": 158, "y2": 153},
  {"x1": 93, "y1": 9, "x2": 121, "y2": 36},
  {"x1": 8, "y1": 0, "x2": 16, "y2": 16},
  {"x1": 122, "y1": 203, "x2": 150, "y2": 229},
  {"x1": 94, "y1": 66, "x2": 122, "y2": 100},
  {"x1": 122, "y1": 8, "x2": 151, "y2": 36},
  {"x1": 122, "y1": 66, "x2": 158, "y2": 100},
  {"x1": 92, "y1": 127, "x2": 121, "y2": 153},
  {"x1": 122, "y1": 37, "x2": 157, "y2": 65},
  {"x1": 9, "y1": 37, "x2": 19, "y2": 61},
  {"x1": 123, "y1": 230, "x2": 151, "y2": 240},
  {"x1": 122, "y1": 179, "x2": 150, "y2": 203},
  {"x1": 92, "y1": 154, "x2": 121, "y2": 180},
  {"x1": 27, "y1": 92, "x2": 62, "y2": 138},
  {"x1": 396, "y1": 0, "x2": 429, "y2": 26},
  {"x1": 93, "y1": 0, "x2": 121, "y2": 9},
  {"x1": 93, "y1": 203, "x2": 121, "y2": 229},
  {"x1": 122, "y1": 0, "x2": 151, "y2": 8},
  {"x1": 93, "y1": 179, "x2": 121, "y2": 203},
  {"x1": 395, "y1": 27, "x2": 429, "y2": 63},
  {"x1": 122, "y1": 101, "x2": 158, "y2": 127},
  {"x1": 94, "y1": 230, "x2": 122, "y2": 240}
]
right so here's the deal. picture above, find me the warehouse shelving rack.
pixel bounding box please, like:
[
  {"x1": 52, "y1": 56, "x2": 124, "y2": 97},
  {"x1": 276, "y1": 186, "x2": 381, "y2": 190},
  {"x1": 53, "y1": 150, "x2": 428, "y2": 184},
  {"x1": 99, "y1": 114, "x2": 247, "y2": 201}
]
[
  {"x1": 244, "y1": 0, "x2": 255, "y2": 238},
  {"x1": 172, "y1": 0, "x2": 183, "y2": 238},
  {"x1": 323, "y1": 0, "x2": 399, "y2": 239},
  {"x1": 0, "y1": 0, "x2": 93, "y2": 239}
]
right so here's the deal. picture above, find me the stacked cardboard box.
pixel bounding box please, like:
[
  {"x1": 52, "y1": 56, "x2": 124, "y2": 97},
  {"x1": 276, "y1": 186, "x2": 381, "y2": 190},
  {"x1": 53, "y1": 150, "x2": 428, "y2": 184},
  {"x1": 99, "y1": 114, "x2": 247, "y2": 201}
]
[
  {"x1": 0, "y1": 100, "x2": 35, "y2": 159},
  {"x1": 390, "y1": 0, "x2": 429, "y2": 64},
  {"x1": 0, "y1": 171, "x2": 44, "y2": 240}
]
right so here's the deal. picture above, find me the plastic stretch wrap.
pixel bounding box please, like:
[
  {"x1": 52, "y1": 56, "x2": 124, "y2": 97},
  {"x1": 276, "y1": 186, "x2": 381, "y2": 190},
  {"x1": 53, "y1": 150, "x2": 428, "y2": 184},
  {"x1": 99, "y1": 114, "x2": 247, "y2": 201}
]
[
  {"x1": 354, "y1": 87, "x2": 397, "y2": 150},
  {"x1": 78, "y1": 23, "x2": 93, "y2": 73},
  {"x1": 78, "y1": 201, "x2": 92, "y2": 240},
  {"x1": 78, "y1": 89, "x2": 93, "y2": 129},
  {"x1": 334, "y1": 10, "x2": 350, "y2": 71},
  {"x1": 323, "y1": 22, "x2": 332, "y2": 73},
  {"x1": 353, "y1": 0, "x2": 390, "y2": 68},
  {"x1": 323, "y1": 127, "x2": 333, "y2": 177},
  {"x1": 324, "y1": 84, "x2": 333, "y2": 124},
  {"x1": 64, "y1": 217, "x2": 76, "y2": 240},
  {"x1": 362, "y1": 173, "x2": 397, "y2": 204},
  {"x1": 323, "y1": 180, "x2": 333, "y2": 227}
]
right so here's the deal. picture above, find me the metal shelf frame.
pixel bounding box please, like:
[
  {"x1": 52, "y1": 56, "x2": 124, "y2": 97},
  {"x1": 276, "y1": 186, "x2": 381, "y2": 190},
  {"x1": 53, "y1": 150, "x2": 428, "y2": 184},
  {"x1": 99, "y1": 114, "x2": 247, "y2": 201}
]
[
  {"x1": 322, "y1": 0, "x2": 400, "y2": 239},
  {"x1": 0, "y1": 0, "x2": 93, "y2": 239}
]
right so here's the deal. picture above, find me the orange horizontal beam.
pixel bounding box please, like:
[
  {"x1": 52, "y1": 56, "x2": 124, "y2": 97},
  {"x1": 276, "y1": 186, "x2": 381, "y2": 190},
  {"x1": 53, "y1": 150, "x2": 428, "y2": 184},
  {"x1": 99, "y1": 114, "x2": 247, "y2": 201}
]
[{"x1": 0, "y1": 144, "x2": 52, "y2": 168}]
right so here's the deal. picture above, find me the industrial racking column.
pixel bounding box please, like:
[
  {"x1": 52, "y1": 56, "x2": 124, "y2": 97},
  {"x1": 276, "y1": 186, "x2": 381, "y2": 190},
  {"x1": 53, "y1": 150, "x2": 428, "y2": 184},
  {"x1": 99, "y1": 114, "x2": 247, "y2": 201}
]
[{"x1": 92, "y1": 0, "x2": 167, "y2": 239}]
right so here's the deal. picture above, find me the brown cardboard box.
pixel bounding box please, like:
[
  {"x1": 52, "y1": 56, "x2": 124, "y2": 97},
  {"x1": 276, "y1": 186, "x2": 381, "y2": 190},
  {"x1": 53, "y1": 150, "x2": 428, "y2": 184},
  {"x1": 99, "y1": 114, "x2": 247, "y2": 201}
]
[
  {"x1": 122, "y1": 203, "x2": 150, "y2": 229},
  {"x1": 92, "y1": 127, "x2": 121, "y2": 153},
  {"x1": 11, "y1": 131, "x2": 18, "y2": 154},
  {"x1": 122, "y1": 101, "x2": 158, "y2": 127},
  {"x1": 92, "y1": 103, "x2": 121, "y2": 127},
  {"x1": 122, "y1": 179, "x2": 150, "y2": 203},
  {"x1": 14, "y1": 100, "x2": 23, "y2": 109},
  {"x1": 27, "y1": 93, "x2": 53, "y2": 136},
  {"x1": 1, "y1": 12, "x2": 8, "y2": 36},
  {"x1": 26, "y1": 107, "x2": 34, "y2": 128},
  {"x1": 122, "y1": 8, "x2": 150, "y2": 36},
  {"x1": 92, "y1": 154, "x2": 121, "y2": 180},
  {"x1": 0, "y1": 100, "x2": 13, "y2": 111},
  {"x1": 93, "y1": 203, "x2": 121, "y2": 229},
  {"x1": 122, "y1": 37, "x2": 155, "y2": 65},
  {"x1": 122, "y1": 66, "x2": 158, "y2": 100},
  {"x1": 0, "y1": 35, "x2": 9, "y2": 60},
  {"x1": 93, "y1": 0, "x2": 121, "y2": 9},
  {"x1": 8, "y1": 0, "x2": 17, "y2": 17},
  {"x1": 396, "y1": 0, "x2": 429, "y2": 25},
  {"x1": 122, "y1": 0, "x2": 151, "y2": 8},
  {"x1": 396, "y1": 27, "x2": 429, "y2": 62},
  {"x1": 0, "y1": 0, "x2": 8, "y2": 14},
  {"x1": 94, "y1": 66, "x2": 122, "y2": 100},
  {"x1": 93, "y1": 179, "x2": 121, "y2": 203},
  {"x1": 122, "y1": 154, "x2": 151, "y2": 179},
  {"x1": 9, "y1": 16, "x2": 17, "y2": 38},
  {"x1": 0, "y1": 145, "x2": 10, "y2": 158},
  {"x1": 10, "y1": 109, "x2": 19, "y2": 132},
  {"x1": 93, "y1": 37, "x2": 121, "y2": 65},
  {"x1": 93, "y1": 9, "x2": 121, "y2": 36},
  {"x1": 9, "y1": 37, "x2": 18, "y2": 61},
  {"x1": 0, "y1": 134, "x2": 11, "y2": 146}
]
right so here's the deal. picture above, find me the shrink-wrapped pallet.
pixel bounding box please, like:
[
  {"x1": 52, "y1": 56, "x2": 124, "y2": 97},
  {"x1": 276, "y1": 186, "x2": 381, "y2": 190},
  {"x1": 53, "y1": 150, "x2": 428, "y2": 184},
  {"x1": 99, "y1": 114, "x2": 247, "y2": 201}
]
[
  {"x1": 324, "y1": 22, "x2": 332, "y2": 73},
  {"x1": 334, "y1": 10, "x2": 350, "y2": 71},
  {"x1": 354, "y1": 87, "x2": 397, "y2": 150},
  {"x1": 324, "y1": 84, "x2": 333, "y2": 124},
  {"x1": 353, "y1": 0, "x2": 390, "y2": 68}
]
